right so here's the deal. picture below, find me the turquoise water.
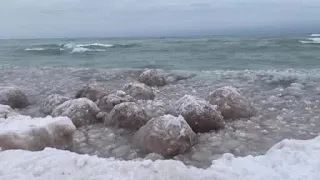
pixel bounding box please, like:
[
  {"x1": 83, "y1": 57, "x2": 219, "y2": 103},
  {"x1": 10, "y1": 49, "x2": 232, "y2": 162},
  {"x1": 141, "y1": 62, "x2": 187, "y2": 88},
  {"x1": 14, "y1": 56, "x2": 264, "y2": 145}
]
[{"x1": 0, "y1": 35, "x2": 319, "y2": 70}]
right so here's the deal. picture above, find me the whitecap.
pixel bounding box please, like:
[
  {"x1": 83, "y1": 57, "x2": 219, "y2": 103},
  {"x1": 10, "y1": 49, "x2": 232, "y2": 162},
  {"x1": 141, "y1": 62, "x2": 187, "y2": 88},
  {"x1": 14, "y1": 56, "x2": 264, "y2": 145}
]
[
  {"x1": 310, "y1": 34, "x2": 320, "y2": 37},
  {"x1": 299, "y1": 38, "x2": 320, "y2": 44},
  {"x1": 71, "y1": 47, "x2": 106, "y2": 53},
  {"x1": 71, "y1": 47, "x2": 91, "y2": 53},
  {"x1": 63, "y1": 43, "x2": 76, "y2": 49},
  {"x1": 77, "y1": 43, "x2": 114, "y2": 48},
  {"x1": 25, "y1": 48, "x2": 46, "y2": 51}
]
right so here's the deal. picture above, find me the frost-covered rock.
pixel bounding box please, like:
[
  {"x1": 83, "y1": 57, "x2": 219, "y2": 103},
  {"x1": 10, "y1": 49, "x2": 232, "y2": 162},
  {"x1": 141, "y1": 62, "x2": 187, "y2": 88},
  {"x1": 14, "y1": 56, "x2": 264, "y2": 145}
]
[
  {"x1": 134, "y1": 115, "x2": 196, "y2": 156},
  {"x1": 105, "y1": 102, "x2": 148, "y2": 130},
  {"x1": 138, "y1": 69, "x2": 166, "y2": 87},
  {"x1": 75, "y1": 84, "x2": 107, "y2": 102},
  {"x1": 136, "y1": 100, "x2": 168, "y2": 119},
  {"x1": 0, "y1": 87, "x2": 29, "y2": 109},
  {"x1": 123, "y1": 82, "x2": 155, "y2": 100},
  {"x1": 208, "y1": 86, "x2": 255, "y2": 120},
  {"x1": 0, "y1": 115, "x2": 76, "y2": 151},
  {"x1": 52, "y1": 98, "x2": 104, "y2": 127},
  {"x1": 97, "y1": 91, "x2": 135, "y2": 112},
  {"x1": 0, "y1": 104, "x2": 18, "y2": 118},
  {"x1": 39, "y1": 94, "x2": 71, "y2": 115},
  {"x1": 172, "y1": 95, "x2": 224, "y2": 133}
]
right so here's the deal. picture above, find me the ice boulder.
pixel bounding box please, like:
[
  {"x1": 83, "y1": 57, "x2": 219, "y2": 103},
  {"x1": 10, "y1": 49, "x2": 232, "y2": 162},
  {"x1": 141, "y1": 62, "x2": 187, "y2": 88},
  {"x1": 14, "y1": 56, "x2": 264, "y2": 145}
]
[
  {"x1": 0, "y1": 115, "x2": 76, "y2": 151},
  {"x1": 138, "y1": 69, "x2": 167, "y2": 87},
  {"x1": 52, "y1": 98, "x2": 104, "y2": 127},
  {"x1": 207, "y1": 86, "x2": 255, "y2": 120},
  {"x1": 0, "y1": 104, "x2": 18, "y2": 118},
  {"x1": 123, "y1": 82, "x2": 155, "y2": 100},
  {"x1": 136, "y1": 99, "x2": 168, "y2": 119},
  {"x1": 97, "y1": 90, "x2": 135, "y2": 112},
  {"x1": 39, "y1": 94, "x2": 71, "y2": 115},
  {"x1": 133, "y1": 115, "x2": 196, "y2": 157},
  {"x1": 0, "y1": 87, "x2": 29, "y2": 109},
  {"x1": 172, "y1": 95, "x2": 224, "y2": 133},
  {"x1": 75, "y1": 84, "x2": 108, "y2": 102},
  {"x1": 105, "y1": 102, "x2": 148, "y2": 130}
]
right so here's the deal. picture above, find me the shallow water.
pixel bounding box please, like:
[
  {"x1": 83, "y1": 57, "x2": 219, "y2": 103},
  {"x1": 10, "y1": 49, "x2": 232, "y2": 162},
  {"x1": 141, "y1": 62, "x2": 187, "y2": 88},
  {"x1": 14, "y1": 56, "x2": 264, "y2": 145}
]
[{"x1": 1, "y1": 34, "x2": 320, "y2": 168}]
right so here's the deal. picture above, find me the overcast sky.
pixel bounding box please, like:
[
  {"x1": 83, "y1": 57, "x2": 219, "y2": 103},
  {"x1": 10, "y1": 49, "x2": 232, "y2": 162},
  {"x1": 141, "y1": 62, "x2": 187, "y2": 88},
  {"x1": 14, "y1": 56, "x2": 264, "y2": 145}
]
[{"x1": 0, "y1": 0, "x2": 320, "y2": 38}]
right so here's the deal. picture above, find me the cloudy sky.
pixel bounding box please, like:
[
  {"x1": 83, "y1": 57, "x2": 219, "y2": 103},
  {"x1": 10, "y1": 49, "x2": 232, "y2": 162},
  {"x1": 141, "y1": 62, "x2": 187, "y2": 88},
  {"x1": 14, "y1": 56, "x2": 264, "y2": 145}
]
[{"x1": 0, "y1": 0, "x2": 320, "y2": 38}]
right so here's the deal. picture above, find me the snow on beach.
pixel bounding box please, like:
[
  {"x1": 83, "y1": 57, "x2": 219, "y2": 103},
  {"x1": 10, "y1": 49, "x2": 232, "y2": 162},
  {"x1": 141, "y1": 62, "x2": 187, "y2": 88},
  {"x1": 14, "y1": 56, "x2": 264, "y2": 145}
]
[{"x1": 1, "y1": 135, "x2": 320, "y2": 180}]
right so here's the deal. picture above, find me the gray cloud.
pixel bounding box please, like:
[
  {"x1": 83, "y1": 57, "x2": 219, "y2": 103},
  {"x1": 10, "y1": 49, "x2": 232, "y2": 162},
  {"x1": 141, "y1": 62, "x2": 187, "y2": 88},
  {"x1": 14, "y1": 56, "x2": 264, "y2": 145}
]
[{"x1": 0, "y1": 0, "x2": 320, "y2": 38}]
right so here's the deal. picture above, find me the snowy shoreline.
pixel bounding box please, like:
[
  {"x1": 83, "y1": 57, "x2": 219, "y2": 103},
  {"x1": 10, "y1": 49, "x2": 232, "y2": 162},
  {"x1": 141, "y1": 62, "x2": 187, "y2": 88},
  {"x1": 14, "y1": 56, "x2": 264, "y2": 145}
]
[{"x1": 1, "y1": 135, "x2": 320, "y2": 180}]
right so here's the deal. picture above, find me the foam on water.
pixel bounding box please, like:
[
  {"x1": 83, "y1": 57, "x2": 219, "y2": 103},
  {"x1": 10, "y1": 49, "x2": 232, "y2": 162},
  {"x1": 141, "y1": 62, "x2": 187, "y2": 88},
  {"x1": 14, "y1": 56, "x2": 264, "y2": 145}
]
[
  {"x1": 77, "y1": 43, "x2": 114, "y2": 48},
  {"x1": 25, "y1": 48, "x2": 46, "y2": 51},
  {"x1": 71, "y1": 47, "x2": 106, "y2": 53},
  {"x1": 299, "y1": 34, "x2": 320, "y2": 44}
]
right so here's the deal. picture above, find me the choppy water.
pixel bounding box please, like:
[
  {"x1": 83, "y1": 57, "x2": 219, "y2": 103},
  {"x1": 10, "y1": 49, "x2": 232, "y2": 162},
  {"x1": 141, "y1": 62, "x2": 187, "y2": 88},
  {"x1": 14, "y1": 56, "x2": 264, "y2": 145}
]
[
  {"x1": 1, "y1": 34, "x2": 320, "y2": 168},
  {"x1": 1, "y1": 34, "x2": 320, "y2": 70}
]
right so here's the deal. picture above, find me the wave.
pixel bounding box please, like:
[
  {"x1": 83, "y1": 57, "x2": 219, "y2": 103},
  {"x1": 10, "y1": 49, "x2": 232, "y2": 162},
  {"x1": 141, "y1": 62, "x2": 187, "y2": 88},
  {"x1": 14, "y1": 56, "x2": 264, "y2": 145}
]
[
  {"x1": 71, "y1": 47, "x2": 106, "y2": 53},
  {"x1": 24, "y1": 47, "x2": 64, "y2": 55},
  {"x1": 77, "y1": 43, "x2": 114, "y2": 48},
  {"x1": 310, "y1": 34, "x2": 320, "y2": 37},
  {"x1": 24, "y1": 42, "x2": 139, "y2": 55},
  {"x1": 299, "y1": 36, "x2": 320, "y2": 44},
  {"x1": 25, "y1": 48, "x2": 46, "y2": 51}
]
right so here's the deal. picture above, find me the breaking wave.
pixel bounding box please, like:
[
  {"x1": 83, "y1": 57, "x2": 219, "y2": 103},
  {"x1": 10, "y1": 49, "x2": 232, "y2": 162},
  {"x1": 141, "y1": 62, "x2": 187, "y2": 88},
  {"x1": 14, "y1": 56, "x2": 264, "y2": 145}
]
[
  {"x1": 24, "y1": 42, "x2": 139, "y2": 54},
  {"x1": 71, "y1": 47, "x2": 106, "y2": 53},
  {"x1": 299, "y1": 34, "x2": 320, "y2": 44},
  {"x1": 310, "y1": 34, "x2": 320, "y2": 37}
]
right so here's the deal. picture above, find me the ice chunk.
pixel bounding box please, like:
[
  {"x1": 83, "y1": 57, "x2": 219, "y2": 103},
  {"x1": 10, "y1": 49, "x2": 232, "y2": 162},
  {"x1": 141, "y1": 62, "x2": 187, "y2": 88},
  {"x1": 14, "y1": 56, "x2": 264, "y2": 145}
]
[
  {"x1": 172, "y1": 95, "x2": 224, "y2": 133},
  {"x1": 52, "y1": 98, "x2": 104, "y2": 127},
  {"x1": 134, "y1": 114, "x2": 196, "y2": 156},
  {"x1": 75, "y1": 84, "x2": 108, "y2": 102},
  {"x1": 97, "y1": 91, "x2": 135, "y2": 112},
  {"x1": 39, "y1": 94, "x2": 71, "y2": 115},
  {"x1": 138, "y1": 69, "x2": 167, "y2": 87},
  {"x1": 123, "y1": 82, "x2": 155, "y2": 100},
  {"x1": 0, "y1": 87, "x2": 29, "y2": 109},
  {"x1": 105, "y1": 102, "x2": 148, "y2": 130},
  {"x1": 0, "y1": 104, "x2": 18, "y2": 118},
  {"x1": 208, "y1": 86, "x2": 256, "y2": 120},
  {"x1": 0, "y1": 115, "x2": 76, "y2": 151}
]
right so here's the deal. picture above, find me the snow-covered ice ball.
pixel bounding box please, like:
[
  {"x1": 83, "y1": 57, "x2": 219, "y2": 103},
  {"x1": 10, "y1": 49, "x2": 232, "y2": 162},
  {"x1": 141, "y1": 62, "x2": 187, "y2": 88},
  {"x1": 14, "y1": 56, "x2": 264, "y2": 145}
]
[
  {"x1": 39, "y1": 94, "x2": 71, "y2": 115},
  {"x1": 75, "y1": 84, "x2": 108, "y2": 102},
  {"x1": 172, "y1": 95, "x2": 224, "y2": 133},
  {"x1": 0, "y1": 87, "x2": 29, "y2": 109},
  {"x1": 105, "y1": 102, "x2": 148, "y2": 130},
  {"x1": 133, "y1": 115, "x2": 196, "y2": 156},
  {"x1": 138, "y1": 69, "x2": 166, "y2": 87},
  {"x1": 52, "y1": 98, "x2": 104, "y2": 127},
  {"x1": 123, "y1": 82, "x2": 155, "y2": 100},
  {"x1": 208, "y1": 86, "x2": 255, "y2": 120},
  {"x1": 97, "y1": 90, "x2": 135, "y2": 112},
  {"x1": 136, "y1": 100, "x2": 168, "y2": 119}
]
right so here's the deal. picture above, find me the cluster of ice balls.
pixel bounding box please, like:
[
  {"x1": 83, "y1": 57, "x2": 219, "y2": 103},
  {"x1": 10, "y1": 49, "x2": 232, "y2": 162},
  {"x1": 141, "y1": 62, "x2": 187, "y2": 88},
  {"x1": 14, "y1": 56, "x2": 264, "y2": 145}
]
[{"x1": 0, "y1": 69, "x2": 256, "y2": 158}]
